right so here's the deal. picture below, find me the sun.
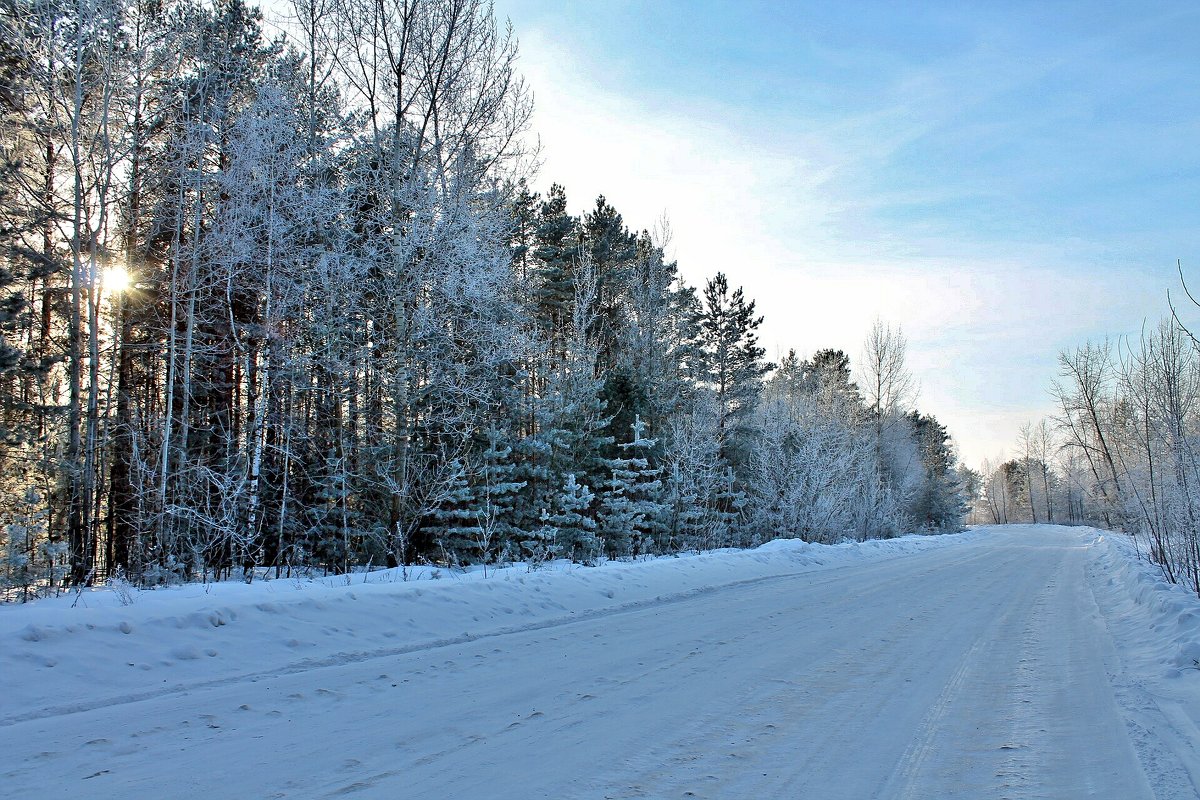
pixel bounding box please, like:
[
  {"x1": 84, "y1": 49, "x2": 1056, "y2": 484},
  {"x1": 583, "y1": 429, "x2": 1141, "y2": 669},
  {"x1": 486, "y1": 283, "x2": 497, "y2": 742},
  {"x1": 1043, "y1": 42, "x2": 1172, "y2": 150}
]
[{"x1": 101, "y1": 265, "x2": 132, "y2": 293}]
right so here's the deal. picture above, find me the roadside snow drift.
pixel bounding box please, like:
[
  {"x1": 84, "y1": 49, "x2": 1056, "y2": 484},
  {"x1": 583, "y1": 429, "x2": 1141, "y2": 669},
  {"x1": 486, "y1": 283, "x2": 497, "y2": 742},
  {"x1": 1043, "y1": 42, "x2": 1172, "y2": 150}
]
[
  {"x1": 1087, "y1": 529, "x2": 1200, "y2": 675},
  {"x1": 0, "y1": 532, "x2": 984, "y2": 725}
]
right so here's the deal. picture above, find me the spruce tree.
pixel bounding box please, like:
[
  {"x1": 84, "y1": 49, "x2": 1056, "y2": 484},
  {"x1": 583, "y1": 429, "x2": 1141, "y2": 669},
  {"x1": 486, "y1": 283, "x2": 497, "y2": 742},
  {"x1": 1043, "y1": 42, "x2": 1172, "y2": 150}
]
[
  {"x1": 597, "y1": 415, "x2": 667, "y2": 558},
  {"x1": 519, "y1": 509, "x2": 561, "y2": 568},
  {"x1": 551, "y1": 473, "x2": 600, "y2": 564}
]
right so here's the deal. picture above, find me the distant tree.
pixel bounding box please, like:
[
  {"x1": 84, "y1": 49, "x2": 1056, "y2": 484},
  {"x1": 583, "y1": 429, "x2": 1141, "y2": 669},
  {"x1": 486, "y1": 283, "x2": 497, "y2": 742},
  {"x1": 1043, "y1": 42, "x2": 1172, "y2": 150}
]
[
  {"x1": 908, "y1": 412, "x2": 966, "y2": 531},
  {"x1": 1000, "y1": 460, "x2": 1032, "y2": 522},
  {"x1": 1053, "y1": 341, "x2": 1122, "y2": 527},
  {"x1": 1018, "y1": 420, "x2": 1058, "y2": 524},
  {"x1": 862, "y1": 319, "x2": 916, "y2": 420},
  {"x1": 957, "y1": 465, "x2": 983, "y2": 521}
]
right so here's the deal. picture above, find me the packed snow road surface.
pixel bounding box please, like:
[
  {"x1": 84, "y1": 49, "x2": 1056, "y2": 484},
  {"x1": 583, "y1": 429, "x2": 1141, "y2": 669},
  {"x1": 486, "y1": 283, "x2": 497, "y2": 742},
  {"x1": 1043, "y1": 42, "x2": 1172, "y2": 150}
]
[{"x1": 3, "y1": 525, "x2": 1200, "y2": 798}]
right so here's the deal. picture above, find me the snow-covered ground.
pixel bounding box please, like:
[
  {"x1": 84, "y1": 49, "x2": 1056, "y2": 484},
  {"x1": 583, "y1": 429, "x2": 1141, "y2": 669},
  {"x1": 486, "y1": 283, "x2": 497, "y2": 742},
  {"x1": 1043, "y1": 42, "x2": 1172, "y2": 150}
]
[{"x1": 2, "y1": 525, "x2": 1200, "y2": 798}]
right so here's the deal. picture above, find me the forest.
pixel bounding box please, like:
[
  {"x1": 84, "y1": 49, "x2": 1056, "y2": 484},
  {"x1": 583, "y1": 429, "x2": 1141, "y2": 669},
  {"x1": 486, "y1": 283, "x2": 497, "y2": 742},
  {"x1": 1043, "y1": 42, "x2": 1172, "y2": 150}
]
[{"x1": 0, "y1": 0, "x2": 967, "y2": 600}]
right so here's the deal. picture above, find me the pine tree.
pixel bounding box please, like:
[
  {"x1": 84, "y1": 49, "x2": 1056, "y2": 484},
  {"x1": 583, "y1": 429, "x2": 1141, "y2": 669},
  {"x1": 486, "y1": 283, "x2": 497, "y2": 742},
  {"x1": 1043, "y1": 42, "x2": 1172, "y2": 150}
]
[
  {"x1": 0, "y1": 0, "x2": 56, "y2": 507},
  {"x1": 609, "y1": 231, "x2": 692, "y2": 464},
  {"x1": 805, "y1": 349, "x2": 861, "y2": 408},
  {"x1": 0, "y1": 487, "x2": 53, "y2": 601},
  {"x1": 699, "y1": 272, "x2": 772, "y2": 470},
  {"x1": 532, "y1": 183, "x2": 579, "y2": 360},
  {"x1": 693, "y1": 273, "x2": 771, "y2": 546},
  {"x1": 509, "y1": 180, "x2": 541, "y2": 296},
  {"x1": 536, "y1": 255, "x2": 615, "y2": 503},
  {"x1": 581, "y1": 195, "x2": 637, "y2": 367}
]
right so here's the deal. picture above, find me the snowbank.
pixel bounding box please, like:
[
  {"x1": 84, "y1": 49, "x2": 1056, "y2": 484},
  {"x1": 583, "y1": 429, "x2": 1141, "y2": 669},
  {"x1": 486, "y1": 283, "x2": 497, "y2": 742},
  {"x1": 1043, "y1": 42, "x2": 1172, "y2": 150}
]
[
  {"x1": 0, "y1": 530, "x2": 986, "y2": 724},
  {"x1": 1086, "y1": 527, "x2": 1200, "y2": 676}
]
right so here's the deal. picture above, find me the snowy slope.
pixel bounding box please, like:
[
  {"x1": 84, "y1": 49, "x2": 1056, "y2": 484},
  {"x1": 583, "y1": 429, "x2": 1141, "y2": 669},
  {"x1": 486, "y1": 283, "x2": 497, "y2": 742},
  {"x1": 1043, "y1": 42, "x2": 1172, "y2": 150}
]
[{"x1": 2, "y1": 525, "x2": 1200, "y2": 798}]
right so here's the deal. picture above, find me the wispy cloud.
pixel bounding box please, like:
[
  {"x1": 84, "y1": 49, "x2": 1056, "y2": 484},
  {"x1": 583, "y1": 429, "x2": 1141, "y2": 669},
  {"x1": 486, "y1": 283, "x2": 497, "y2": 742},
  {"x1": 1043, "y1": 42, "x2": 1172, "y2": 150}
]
[{"x1": 503, "y1": 2, "x2": 1196, "y2": 465}]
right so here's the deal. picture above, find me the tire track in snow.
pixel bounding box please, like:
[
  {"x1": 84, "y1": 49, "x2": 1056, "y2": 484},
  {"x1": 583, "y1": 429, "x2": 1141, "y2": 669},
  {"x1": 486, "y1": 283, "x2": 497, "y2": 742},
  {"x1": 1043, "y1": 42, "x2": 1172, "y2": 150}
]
[
  {"x1": 1146, "y1": 696, "x2": 1200, "y2": 793},
  {"x1": 890, "y1": 632, "x2": 991, "y2": 800},
  {"x1": 578, "y1": 545, "x2": 1008, "y2": 799},
  {"x1": 889, "y1": 544, "x2": 1066, "y2": 800},
  {"x1": 887, "y1": 536, "x2": 1164, "y2": 800}
]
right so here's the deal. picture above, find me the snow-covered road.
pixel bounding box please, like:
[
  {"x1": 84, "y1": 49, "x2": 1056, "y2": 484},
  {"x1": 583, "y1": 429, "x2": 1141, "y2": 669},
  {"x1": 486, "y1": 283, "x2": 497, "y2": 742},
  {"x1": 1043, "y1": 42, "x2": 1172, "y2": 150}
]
[{"x1": 4, "y1": 525, "x2": 1200, "y2": 798}]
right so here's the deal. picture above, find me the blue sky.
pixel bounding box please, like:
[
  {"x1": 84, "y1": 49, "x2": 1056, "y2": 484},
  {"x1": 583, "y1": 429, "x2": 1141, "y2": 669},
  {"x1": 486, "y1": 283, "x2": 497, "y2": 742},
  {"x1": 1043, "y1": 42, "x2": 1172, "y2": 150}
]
[{"x1": 494, "y1": 0, "x2": 1200, "y2": 466}]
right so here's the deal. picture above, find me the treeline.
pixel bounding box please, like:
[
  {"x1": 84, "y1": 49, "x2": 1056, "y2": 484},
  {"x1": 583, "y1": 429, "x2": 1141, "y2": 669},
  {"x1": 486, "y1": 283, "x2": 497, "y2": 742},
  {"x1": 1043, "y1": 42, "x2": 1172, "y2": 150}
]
[
  {"x1": 978, "y1": 290, "x2": 1200, "y2": 596},
  {"x1": 975, "y1": 419, "x2": 1084, "y2": 528},
  {"x1": 0, "y1": 0, "x2": 965, "y2": 599}
]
